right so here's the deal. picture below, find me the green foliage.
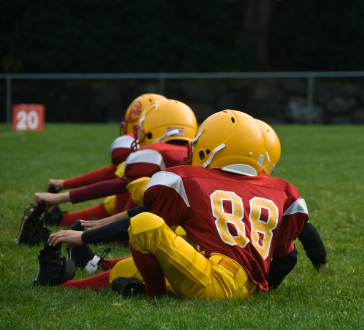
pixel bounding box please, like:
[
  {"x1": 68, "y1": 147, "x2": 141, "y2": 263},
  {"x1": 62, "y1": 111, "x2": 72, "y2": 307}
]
[
  {"x1": 0, "y1": 124, "x2": 364, "y2": 329},
  {"x1": 0, "y1": 0, "x2": 255, "y2": 74},
  {"x1": 271, "y1": 0, "x2": 364, "y2": 71}
]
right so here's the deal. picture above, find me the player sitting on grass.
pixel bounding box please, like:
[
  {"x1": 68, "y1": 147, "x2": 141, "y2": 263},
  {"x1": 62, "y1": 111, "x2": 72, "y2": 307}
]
[
  {"x1": 255, "y1": 119, "x2": 328, "y2": 271},
  {"x1": 44, "y1": 93, "x2": 166, "y2": 227},
  {"x1": 33, "y1": 110, "x2": 309, "y2": 299},
  {"x1": 26, "y1": 99, "x2": 197, "y2": 272},
  {"x1": 78, "y1": 117, "x2": 327, "y2": 287}
]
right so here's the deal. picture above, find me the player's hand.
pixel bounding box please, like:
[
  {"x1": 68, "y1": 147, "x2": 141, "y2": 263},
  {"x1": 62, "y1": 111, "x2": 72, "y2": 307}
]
[
  {"x1": 80, "y1": 217, "x2": 114, "y2": 230},
  {"x1": 47, "y1": 179, "x2": 65, "y2": 191},
  {"x1": 34, "y1": 192, "x2": 70, "y2": 207},
  {"x1": 48, "y1": 230, "x2": 84, "y2": 248}
]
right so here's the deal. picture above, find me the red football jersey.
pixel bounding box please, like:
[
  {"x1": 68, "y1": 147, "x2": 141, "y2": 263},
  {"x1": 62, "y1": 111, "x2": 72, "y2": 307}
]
[
  {"x1": 110, "y1": 133, "x2": 134, "y2": 165},
  {"x1": 143, "y1": 165, "x2": 309, "y2": 291},
  {"x1": 69, "y1": 142, "x2": 187, "y2": 204}
]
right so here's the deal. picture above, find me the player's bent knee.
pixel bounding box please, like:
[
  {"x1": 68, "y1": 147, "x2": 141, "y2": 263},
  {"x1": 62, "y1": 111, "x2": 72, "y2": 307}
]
[
  {"x1": 109, "y1": 257, "x2": 142, "y2": 283},
  {"x1": 130, "y1": 212, "x2": 164, "y2": 235}
]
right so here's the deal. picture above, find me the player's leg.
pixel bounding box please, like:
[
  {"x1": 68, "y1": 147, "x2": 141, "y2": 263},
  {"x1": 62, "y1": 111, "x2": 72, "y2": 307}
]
[
  {"x1": 109, "y1": 256, "x2": 143, "y2": 282},
  {"x1": 128, "y1": 213, "x2": 257, "y2": 300},
  {"x1": 62, "y1": 271, "x2": 111, "y2": 292},
  {"x1": 34, "y1": 242, "x2": 127, "y2": 292}
]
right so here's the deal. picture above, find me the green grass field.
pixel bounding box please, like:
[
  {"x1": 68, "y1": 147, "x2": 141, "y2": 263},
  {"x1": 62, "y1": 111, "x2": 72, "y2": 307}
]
[{"x1": 0, "y1": 123, "x2": 363, "y2": 329}]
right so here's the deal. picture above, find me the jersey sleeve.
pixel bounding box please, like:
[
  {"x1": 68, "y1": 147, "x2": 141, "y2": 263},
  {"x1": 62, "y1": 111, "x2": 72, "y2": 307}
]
[
  {"x1": 273, "y1": 194, "x2": 309, "y2": 258},
  {"x1": 63, "y1": 164, "x2": 117, "y2": 189},
  {"x1": 143, "y1": 171, "x2": 190, "y2": 228},
  {"x1": 110, "y1": 135, "x2": 134, "y2": 165},
  {"x1": 69, "y1": 177, "x2": 129, "y2": 204},
  {"x1": 124, "y1": 149, "x2": 166, "y2": 181}
]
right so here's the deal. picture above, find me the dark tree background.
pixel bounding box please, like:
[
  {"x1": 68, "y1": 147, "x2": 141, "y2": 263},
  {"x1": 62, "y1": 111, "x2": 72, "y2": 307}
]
[
  {"x1": 1, "y1": 0, "x2": 363, "y2": 74},
  {"x1": 1, "y1": 0, "x2": 364, "y2": 124}
]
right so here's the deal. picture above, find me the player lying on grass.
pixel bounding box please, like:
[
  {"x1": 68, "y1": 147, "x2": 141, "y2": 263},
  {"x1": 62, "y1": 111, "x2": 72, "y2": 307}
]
[
  {"x1": 44, "y1": 94, "x2": 167, "y2": 227},
  {"x1": 34, "y1": 110, "x2": 309, "y2": 299},
  {"x1": 26, "y1": 99, "x2": 197, "y2": 271}
]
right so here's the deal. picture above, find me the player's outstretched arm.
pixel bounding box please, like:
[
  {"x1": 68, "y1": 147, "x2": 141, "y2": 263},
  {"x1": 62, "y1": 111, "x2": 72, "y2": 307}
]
[
  {"x1": 80, "y1": 205, "x2": 148, "y2": 230},
  {"x1": 80, "y1": 212, "x2": 128, "y2": 230},
  {"x1": 34, "y1": 192, "x2": 70, "y2": 207},
  {"x1": 49, "y1": 217, "x2": 131, "y2": 247},
  {"x1": 298, "y1": 222, "x2": 328, "y2": 271},
  {"x1": 82, "y1": 218, "x2": 130, "y2": 243},
  {"x1": 266, "y1": 245, "x2": 298, "y2": 290},
  {"x1": 54, "y1": 164, "x2": 118, "y2": 190}
]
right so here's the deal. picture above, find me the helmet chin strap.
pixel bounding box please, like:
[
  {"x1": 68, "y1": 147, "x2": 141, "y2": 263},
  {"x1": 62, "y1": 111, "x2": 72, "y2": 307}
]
[
  {"x1": 261, "y1": 151, "x2": 270, "y2": 172},
  {"x1": 203, "y1": 144, "x2": 225, "y2": 168},
  {"x1": 191, "y1": 126, "x2": 204, "y2": 153},
  {"x1": 153, "y1": 129, "x2": 180, "y2": 144},
  {"x1": 192, "y1": 127, "x2": 204, "y2": 145}
]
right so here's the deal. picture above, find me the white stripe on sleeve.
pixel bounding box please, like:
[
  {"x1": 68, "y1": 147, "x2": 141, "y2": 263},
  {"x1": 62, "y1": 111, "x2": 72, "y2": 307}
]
[
  {"x1": 146, "y1": 171, "x2": 190, "y2": 207},
  {"x1": 125, "y1": 149, "x2": 166, "y2": 169},
  {"x1": 109, "y1": 135, "x2": 134, "y2": 155},
  {"x1": 283, "y1": 198, "x2": 309, "y2": 217}
]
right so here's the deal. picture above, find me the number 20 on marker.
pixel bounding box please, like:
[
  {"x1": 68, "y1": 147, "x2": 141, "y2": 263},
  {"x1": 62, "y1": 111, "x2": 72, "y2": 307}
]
[{"x1": 12, "y1": 104, "x2": 45, "y2": 131}]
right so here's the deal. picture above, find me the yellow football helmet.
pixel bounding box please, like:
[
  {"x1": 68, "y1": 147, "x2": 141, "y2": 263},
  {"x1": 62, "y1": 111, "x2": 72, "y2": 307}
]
[
  {"x1": 120, "y1": 94, "x2": 167, "y2": 135},
  {"x1": 191, "y1": 110, "x2": 266, "y2": 176},
  {"x1": 133, "y1": 99, "x2": 197, "y2": 149},
  {"x1": 255, "y1": 119, "x2": 281, "y2": 175}
]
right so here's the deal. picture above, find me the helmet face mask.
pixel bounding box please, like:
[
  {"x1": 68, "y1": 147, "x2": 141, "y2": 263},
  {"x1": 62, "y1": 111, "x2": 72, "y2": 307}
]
[
  {"x1": 191, "y1": 110, "x2": 266, "y2": 176},
  {"x1": 120, "y1": 94, "x2": 167, "y2": 136},
  {"x1": 134, "y1": 99, "x2": 197, "y2": 148}
]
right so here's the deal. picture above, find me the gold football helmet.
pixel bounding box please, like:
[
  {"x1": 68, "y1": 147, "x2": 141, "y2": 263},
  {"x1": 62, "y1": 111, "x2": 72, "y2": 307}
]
[
  {"x1": 133, "y1": 99, "x2": 197, "y2": 149},
  {"x1": 191, "y1": 110, "x2": 266, "y2": 176},
  {"x1": 120, "y1": 94, "x2": 167, "y2": 135},
  {"x1": 255, "y1": 119, "x2": 281, "y2": 175}
]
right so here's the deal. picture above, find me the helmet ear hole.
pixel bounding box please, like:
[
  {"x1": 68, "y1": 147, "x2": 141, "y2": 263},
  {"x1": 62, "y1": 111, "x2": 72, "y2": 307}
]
[
  {"x1": 231, "y1": 117, "x2": 235, "y2": 123},
  {"x1": 199, "y1": 150, "x2": 205, "y2": 160},
  {"x1": 147, "y1": 132, "x2": 153, "y2": 140},
  {"x1": 206, "y1": 150, "x2": 210, "y2": 155}
]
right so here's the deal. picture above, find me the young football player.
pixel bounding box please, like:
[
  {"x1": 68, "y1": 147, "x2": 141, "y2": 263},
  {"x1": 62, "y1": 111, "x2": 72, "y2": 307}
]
[
  {"x1": 44, "y1": 93, "x2": 167, "y2": 227},
  {"x1": 35, "y1": 110, "x2": 309, "y2": 299},
  {"x1": 75, "y1": 118, "x2": 327, "y2": 277},
  {"x1": 33, "y1": 99, "x2": 197, "y2": 211}
]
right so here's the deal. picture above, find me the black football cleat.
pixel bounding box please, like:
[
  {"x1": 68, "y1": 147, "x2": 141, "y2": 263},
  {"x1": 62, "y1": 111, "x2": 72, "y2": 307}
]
[
  {"x1": 110, "y1": 277, "x2": 145, "y2": 297},
  {"x1": 43, "y1": 205, "x2": 65, "y2": 226},
  {"x1": 66, "y1": 220, "x2": 111, "y2": 273},
  {"x1": 15, "y1": 203, "x2": 51, "y2": 246},
  {"x1": 34, "y1": 242, "x2": 76, "y2": 286}
]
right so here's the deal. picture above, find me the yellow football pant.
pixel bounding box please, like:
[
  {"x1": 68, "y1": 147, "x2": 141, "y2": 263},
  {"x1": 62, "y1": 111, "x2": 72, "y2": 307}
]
[{"x1": 124, "y1": 212, "x2": 257, "y2": 300}]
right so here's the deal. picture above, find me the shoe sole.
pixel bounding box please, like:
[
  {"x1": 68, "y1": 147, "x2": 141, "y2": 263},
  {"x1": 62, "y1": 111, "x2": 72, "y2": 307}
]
[{"x1": 62, "y1": 259, "x2": 76, "y2": 282}]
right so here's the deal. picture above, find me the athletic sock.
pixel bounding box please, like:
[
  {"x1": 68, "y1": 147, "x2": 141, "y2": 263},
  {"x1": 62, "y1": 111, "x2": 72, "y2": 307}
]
[
  {"x1": 61, "y1": 270, "x2": 111, "y2": 292},
  {"x1": 129, "y1": 243, "x2": 168, "y2": 297},
  {"x1": 60, "y1": 203, "x2": 110, "y2": 227},
  {"x1": 100, "y1": 256, "x2": 131, "y2": 271}
]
